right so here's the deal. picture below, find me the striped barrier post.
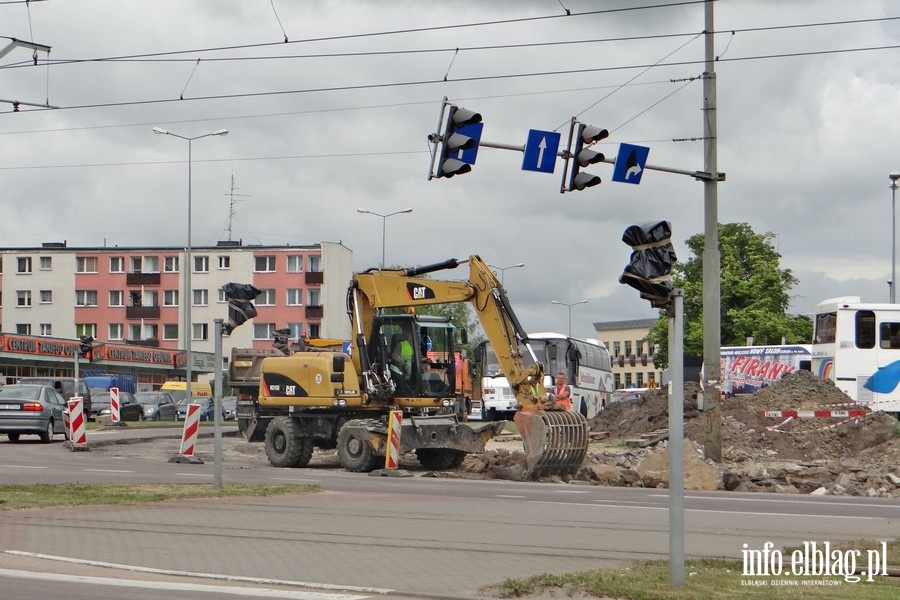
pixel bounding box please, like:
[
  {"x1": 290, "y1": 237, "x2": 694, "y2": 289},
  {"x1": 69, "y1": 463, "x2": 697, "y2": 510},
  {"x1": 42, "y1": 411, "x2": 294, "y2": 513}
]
[
  {"x1": 179, "y1": 403, "x2": 202, "y2": 457},
  {"x1": 385, "y1": 410, "x2": 402, "y2": 469},
  {"x1": 67, "y1": 397, "x2": 88, "y2": 446},
  {"x1": 109, "y1": 386, "x2": 121, "y2": 423},
  {"x1": 63, "y1": 407, "x2": 71, "y2": 441}
]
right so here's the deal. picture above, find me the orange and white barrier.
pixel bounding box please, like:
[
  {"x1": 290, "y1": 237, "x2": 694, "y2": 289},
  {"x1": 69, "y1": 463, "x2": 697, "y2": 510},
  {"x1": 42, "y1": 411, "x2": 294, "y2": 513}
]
[
  {"x1": 179, "y1": 403, "x2": 202, "y2": 457},
  {"x1": 109, "y1": 386, "x2": 121, "y2": 423},
  {"x1": 384, "y1": 410, "x2": 402, "y2": 469},
  {"x1": 67, "y1": 397, "x2": 87, "y2": 446}
]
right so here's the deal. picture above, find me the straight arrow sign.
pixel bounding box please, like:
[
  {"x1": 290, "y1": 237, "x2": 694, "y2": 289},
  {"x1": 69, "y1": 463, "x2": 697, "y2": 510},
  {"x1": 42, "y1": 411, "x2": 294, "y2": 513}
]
[{"x1": 522, "y1": 129, "x2": 561, "y2": 174}]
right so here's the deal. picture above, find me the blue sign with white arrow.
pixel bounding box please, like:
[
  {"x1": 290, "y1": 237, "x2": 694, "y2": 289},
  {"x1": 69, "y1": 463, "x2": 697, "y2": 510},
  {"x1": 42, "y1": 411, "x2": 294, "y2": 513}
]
[
  {"x1": 612, "y1": 143, "x2": 650, "y2": 184},
  {"x1": 522, "y1": 129, "x2": 561, "y2": 174}
]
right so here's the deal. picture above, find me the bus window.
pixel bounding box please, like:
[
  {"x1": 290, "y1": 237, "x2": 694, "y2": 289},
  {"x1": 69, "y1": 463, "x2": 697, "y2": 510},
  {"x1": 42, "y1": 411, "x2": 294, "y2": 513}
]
[
  {"x1": 880, "y1": 322, "x2": 900, "y2": 349},
  {"x1": 855, "y1": 310, "x2": 876, "y2": 349},
  {"x1": 814, "y1": 312, "x2": 836, "y2": 344}
]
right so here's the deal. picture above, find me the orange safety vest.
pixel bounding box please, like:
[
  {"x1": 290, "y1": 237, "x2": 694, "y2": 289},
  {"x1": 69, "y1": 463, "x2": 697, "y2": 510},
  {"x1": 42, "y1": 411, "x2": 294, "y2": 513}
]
[{"x1": 553, "y1": 383, "x2": 572, "y2": 411}]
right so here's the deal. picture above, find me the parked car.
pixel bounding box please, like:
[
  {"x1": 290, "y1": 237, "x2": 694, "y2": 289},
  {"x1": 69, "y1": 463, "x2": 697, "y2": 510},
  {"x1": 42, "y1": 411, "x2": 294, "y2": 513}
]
[
  {"x1": 90, "y1": 390, "x2": 143, "y2": 422},
  {"x1": 0, "y1": 384, "x2": 68, "y2": 442},
  {"x1": 17, "y1": 376, "x2": 92, "y2": 417},
  {"x1": 610, "y1": 388, "x2": 650, "y2": 405},
  {"x1": 133, "y1": 391, "x2": 178, "y2": 421},
  {"x1": 177, "y1": 396, "x2": 215, "y2": 421},
  {"x1": 221, "y1": 396, "x2": 237, "y2": 421}
]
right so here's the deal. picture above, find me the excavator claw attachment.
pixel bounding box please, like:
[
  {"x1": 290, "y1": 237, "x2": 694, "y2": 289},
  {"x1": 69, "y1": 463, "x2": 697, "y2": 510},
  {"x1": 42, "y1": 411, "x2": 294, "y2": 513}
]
[{"x1": 513, "y1": 410, "x2": 589, "y2": 479}]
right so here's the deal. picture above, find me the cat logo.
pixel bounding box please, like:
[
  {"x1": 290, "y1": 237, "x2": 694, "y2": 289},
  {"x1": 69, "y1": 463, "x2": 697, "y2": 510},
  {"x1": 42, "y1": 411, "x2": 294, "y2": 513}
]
[{"x1": 406, "y1": 282, "x2": 435, "y2": 300}]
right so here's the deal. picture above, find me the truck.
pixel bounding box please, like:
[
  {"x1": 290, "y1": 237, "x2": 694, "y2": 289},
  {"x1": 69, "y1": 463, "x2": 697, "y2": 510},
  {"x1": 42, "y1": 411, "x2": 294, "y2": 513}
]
[
  {"x1": 719, "y1": 344, "x2": 812, "y2": 397},
  {"x1": 231, "y1": 255, "x2": 589, "y2": 479}
]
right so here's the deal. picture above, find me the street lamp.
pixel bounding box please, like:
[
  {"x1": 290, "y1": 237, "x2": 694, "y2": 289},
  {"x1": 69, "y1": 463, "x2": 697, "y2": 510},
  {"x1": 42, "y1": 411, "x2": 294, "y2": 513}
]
[
  {"x1": 153, "y1": 127, "x2": 228, "y2": 399},
  {"x1": 488, "y1": 262, "x2": 525, "y2": 285},
  {"x1": 551, "y1": 299, "x2": 588, "y2": 337},
  {"x1": 356, "y1": 208, "x2": 413, "y2": 268},
  {"x1": 891, "y1": 172, "x2": 900, "y2": 303}
]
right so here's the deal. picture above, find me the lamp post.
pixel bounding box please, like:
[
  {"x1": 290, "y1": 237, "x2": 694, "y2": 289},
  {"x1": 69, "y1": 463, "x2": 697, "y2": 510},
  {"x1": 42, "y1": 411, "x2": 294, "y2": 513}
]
[
  {"x1": 551, "y1": 299, "x2": 588, "y2": 337},
  {"x1": 153, "y1": 127, "x2": 228, "y2": 399},
  {"x1": 891, "y1": 172, "x2": 900, "y2": 303},
  {"x1": 488, "y1": 262, "x2": 525, "y2": 285},
  {"x1": 356, "y1": 208, "x2": 413, "y2": 268}
]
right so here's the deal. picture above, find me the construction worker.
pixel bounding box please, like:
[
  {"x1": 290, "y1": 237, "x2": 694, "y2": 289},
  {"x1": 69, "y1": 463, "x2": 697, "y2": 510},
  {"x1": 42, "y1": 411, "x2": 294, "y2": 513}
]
[
  {"x1": 550, "y1": 371, "x2": 572, "y2": 411},
  {"x1": 647, "y1": 375, "x2": 659, "y2": 389},
  {"x1": 390, "y1": 334, "x2": 414, "y2": 377}
]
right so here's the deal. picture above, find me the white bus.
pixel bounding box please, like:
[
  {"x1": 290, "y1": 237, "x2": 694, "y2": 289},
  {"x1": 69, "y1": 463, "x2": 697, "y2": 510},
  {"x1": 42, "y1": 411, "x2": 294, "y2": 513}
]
[
  {"x1": 811, "y1": 296, "x2": 900, "y2": 413},
  {"x1": 477, "y1": 332, "x2": 614, "y2": 420}
]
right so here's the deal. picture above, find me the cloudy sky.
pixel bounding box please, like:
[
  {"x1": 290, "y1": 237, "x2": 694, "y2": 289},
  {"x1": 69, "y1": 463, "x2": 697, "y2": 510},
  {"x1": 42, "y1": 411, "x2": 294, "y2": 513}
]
[{"x1": 2, "y1": 0, "x2": 899, "y2": 341}]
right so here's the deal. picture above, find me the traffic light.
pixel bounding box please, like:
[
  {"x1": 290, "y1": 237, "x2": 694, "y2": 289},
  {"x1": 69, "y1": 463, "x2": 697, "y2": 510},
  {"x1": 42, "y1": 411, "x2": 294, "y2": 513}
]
[
  {"x1": 222, "y1": 283, "x2": 262, "y2": 335},
  {"x1": 567, "y1": 123, "x2": 608, "y2": 191},
  {"x1": 273, "y1": 327, "x2": 291, "y2": 355},
  {"x1": 78, "y1": 335, "x2": 94, "y2": 360},
  {"x1": 436, "y1": 105, "x2": 483, "y2": 178},
  {"x1": 619, "y1": 221, "x2": 677, "y2": 309}
]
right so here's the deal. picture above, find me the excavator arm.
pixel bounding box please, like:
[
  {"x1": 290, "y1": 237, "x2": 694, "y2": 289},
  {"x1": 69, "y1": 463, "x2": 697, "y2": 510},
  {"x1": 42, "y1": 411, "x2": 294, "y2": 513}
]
[{"x1": 347, "y1": 255, "x2": 589, "y2": 478}]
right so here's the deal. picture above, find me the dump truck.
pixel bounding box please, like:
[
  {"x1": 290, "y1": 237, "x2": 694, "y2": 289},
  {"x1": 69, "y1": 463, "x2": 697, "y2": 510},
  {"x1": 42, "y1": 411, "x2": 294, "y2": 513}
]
[{"x1": 231, "y1": 255, "x2": 589, "y2": 478}]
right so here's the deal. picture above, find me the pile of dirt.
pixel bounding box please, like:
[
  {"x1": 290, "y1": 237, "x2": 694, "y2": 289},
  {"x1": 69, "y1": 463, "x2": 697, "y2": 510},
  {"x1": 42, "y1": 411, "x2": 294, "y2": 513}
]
[{"x1": 463, "y1": 371, "x2": 900, "y2": 496}]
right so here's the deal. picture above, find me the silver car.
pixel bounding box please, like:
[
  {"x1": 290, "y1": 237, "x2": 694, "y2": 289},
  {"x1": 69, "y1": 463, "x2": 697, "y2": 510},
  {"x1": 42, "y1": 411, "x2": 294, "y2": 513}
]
[
  {"x1": 0, "y1": 384, "x2": 68, "y2": 443},
  {"x1": 134, "y1": 391, "x2": 178, "y2": 421}
]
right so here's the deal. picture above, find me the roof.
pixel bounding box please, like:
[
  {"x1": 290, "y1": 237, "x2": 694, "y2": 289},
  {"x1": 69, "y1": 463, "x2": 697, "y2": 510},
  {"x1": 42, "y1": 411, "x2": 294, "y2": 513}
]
[{"x1": 593, "y1": 318, "x2": 658, "y2": 332}]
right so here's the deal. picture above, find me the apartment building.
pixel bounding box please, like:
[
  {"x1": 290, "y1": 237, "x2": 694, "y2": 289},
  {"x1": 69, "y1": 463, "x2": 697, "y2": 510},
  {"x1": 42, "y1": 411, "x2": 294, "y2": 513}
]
[
  {"x1": 593, "y1": 318, "x2": 661, "y2": 389},
  {"x1": 0, "y1": 240, "x2": 352, "y2": 385}
]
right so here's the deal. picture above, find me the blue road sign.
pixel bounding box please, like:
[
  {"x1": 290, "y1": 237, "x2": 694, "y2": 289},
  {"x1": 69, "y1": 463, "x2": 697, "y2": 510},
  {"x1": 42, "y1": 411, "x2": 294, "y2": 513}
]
[
  {"x1": 612, "y1": 143, "x2": 650, "y2": 184},
  {"x1": 522, "y1": 129, "x2": 561, "y2": 174},
  {"x1": 454, "y1": 122, "x2": 483, "y2": 165}
]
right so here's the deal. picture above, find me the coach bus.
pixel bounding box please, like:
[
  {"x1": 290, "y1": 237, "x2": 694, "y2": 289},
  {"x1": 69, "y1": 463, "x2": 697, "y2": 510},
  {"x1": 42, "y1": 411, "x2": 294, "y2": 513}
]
[
  {"x1": 477, "y1": 332, "x2": 614, "y2": 420},
  {"x1": 811, "y1": 296, "x2": 900, "y2": 413}
]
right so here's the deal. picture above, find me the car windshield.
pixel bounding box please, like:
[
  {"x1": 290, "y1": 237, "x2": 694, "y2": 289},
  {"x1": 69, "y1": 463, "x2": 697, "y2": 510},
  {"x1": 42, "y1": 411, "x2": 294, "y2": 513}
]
[
  {"x1": 135, "y1": 393, "x2": 160, "y2": 405},
  {"x1": 0, "y1": 385, "x2": 41, "y2": 400}
]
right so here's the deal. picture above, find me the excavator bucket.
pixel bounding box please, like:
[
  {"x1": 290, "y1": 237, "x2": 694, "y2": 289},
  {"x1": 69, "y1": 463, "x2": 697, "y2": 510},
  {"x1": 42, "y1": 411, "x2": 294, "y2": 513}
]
[{"x1": 513, "y1": 410, "x2": 589, "y2": 479}]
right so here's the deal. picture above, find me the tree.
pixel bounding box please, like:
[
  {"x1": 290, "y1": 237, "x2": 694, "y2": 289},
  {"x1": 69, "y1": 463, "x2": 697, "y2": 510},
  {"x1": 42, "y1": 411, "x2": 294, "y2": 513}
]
[{"x1": 647, "y1": 223, "x2": 813, "y2": 367}]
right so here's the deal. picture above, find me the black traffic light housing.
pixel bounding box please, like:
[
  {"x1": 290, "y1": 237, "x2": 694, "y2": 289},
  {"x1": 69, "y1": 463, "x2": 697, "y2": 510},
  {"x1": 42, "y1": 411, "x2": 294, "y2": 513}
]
[
  {"x1": 568, "y1": 123, "x2": 608, "y2": 191},
  {"x1": 273, "y1": 327, "x2": 291, "y2": 355},
  {"x1": 619, "y1": 221, "x2": 677, "y2": 309},
  {"x1": 436, "y1": 105, "x2": 482, "y2": 178},
  {"x1": 222, "y1": 283, "x2": 262, "y2": 335},
  {"x1": 78, "y1": 335, "x2": 94, "y2": 360}
]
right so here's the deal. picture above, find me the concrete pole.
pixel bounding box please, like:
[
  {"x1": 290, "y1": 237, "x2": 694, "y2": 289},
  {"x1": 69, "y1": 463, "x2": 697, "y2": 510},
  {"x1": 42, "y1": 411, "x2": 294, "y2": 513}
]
[
  {"x1": 213, "y1": 319, "x2": 223, "y2": 490},
  {"x1": 701, "y1": 0, "x2": 722, "y2": 462},
  {"x1": 668, "y1": 289, "x2": 685, "y2": 586}
]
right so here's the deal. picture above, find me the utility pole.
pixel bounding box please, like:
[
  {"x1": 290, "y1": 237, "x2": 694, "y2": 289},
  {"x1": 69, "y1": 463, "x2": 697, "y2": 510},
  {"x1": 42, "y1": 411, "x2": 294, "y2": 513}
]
[{"x1": 701, "y1": 0, "x2": 722, "y2": 462}]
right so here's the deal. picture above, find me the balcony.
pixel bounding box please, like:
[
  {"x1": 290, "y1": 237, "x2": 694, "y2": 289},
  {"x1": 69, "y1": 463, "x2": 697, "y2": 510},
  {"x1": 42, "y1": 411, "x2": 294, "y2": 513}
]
[
  {"x1": 128, "y1": 338, "x2": 160, "y2": 347},
  {"x1": 305, "y1": 305, "x2": 324, "y2": 319},
  {"x1": 126, "y1": 306, "x2": 161, "y2": 320},
  {"x1": 126, "y1": 272, "x2": 161, "y2": 286},
  {"x1": 305, "y1": 271, "x2": 324, "y2": 285}
]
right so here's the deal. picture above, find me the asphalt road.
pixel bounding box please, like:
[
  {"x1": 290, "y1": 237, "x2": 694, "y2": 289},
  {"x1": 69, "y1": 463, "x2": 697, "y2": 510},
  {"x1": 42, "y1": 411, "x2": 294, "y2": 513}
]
[{"x1": 1, "y1": 425, "x2": 897, "y2": 599}]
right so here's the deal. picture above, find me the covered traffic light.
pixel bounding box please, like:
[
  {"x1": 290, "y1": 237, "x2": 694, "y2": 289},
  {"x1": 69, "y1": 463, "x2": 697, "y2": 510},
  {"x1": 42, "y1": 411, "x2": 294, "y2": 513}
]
[
  {"x1": 619, "y1": 221, "x2": 677, "y2": 309},
  {"x1": 567, "y1": 123, "x2": 608, "y2": 191},
  {"x1": 78, "y1": 335, "x2": 94, "y2": 360},
  {"x1": 222, "y1": 283, "x2": 261, "y2": 335},
  {"x1": 435, "y1": 104, "x2": 483, "y2": 178},
  {"x1": 273, "y1": 327, "x2": 291, "y2": 355}
]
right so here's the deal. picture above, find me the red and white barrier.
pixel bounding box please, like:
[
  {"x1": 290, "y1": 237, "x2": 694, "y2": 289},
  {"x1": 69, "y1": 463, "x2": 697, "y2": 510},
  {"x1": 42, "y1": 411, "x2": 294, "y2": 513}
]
[
  {"x1": 63, "y1": 407, "x2": 71, "y2": 440},
  {"x1": 759, "y1": 409, "x2": 867, "y2": 419},
  {"x1": 67, "y1": 397, "x2": 87, "y2": 446},
  {"x1": 179, "y1": 403, "x2": 202, "y2": 457},
  {"x1": 109, "y1": 386, "x2": 120, "y2": 423},
  {"x1": 384, "y1": 410, "x2": 402, "y2": 469}
]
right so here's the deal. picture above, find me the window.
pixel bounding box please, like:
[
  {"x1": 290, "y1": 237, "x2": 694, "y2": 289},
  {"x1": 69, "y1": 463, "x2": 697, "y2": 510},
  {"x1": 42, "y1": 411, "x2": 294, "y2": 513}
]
[
  {"x1": 143, "y1": 290, "x2": 158, "y2": 307},
  {"x1": 108, "y1": 323, "x2": 123, "y2": 340},
  {"x1": 814, "y1": 312, "x2": 837, "y2": 344},
  {"x1": 76, "y1": 324, "x2": 97, "y2": 338},
  {"x1": 217, "y1": 288, "x2": 227, "y2": 303},
  {"x1": 257, "y1": 289, "x2": 276, "y2": 306},
  {"x1": 109, "y1": 290, "x2": 124, "y2": 307},
  {"x1": 614, "y1": 373, "x2": 621, "y2": 389},
  {"x1": 624, "y1": 341, "x2": 633, "y2": 356},
  {"x1": 129, "y1": 290, "x2": 142, "y2": 307},
  {"x1": 635, "y1": 339, "x2": 644, "y2": 355},
  {"x1": 163, "y1": 290, "x2": 179, "y2": 306},
  {"x1": 308, "y1": 255, "x2": 321, "y2": 272},
  {"x1": 192, "y1": 289, "x2": 208, "y2": 306},
  {"x1": 39, "y1": 256, "x2": 52, "y2": 270},
  {"x1": 192, "y1": 323, "x2": 209, "y2": 341},
  {"x1": 164, "y1": 256, "x2": 179, "y2": 272},
  {"x1": 636, "y1": 373, "x2": 644, "y2": 387},
  {"x1": 254, "y1": 255, "x2": 276, "y2": 272},
  {"x1": 17, "y1": 257, "x2": 32, "y2": 273},
  {"x1": 76, "y1": 256, "x2": 98, "y2": 273},
  {"x1": 647, "y1": 341, "x2": 655, "y2": 356},
  {"x1": 856, "y1": 310, "x2": 876, "y2": 349},
  {"x1": 130, "y1": 256, "x2": 143, "y2": 273},
  {"x1": 193, "y1": 255, "x2": 209, "y2": 273},
  {"x1": 16, "y1": 324, "x2": 31, "y2": 335},
  {"x1": 253, "y1": 323, "x2": 275, "y2": 340},
  {"x1": 144, "y1": 324, "x2": 158, "y2": 340},
  {"x1": 40, "y1": 323, "x2": 52, "y2": 336},
  {"x1": 40, "y1": 290, "x2": 52, "y2": 304},
  {"x1": 308, "y1": 289, "x2": 321, "y2": 306},
  {"x1": 163, "y1": 323, "x2": 179, "y2": 340},
  {"x1": 217, "y1": 255, "x2": 230, "y2": 269},
  {"x1": 17, "y1": 290, "x2": 31, "y2": 307},
  {"x1": 286, "y1": 289, "x2": 303, "y2": 305},
  {"x1": 624, "y1": 373, "x2": 633, "y2": 388},
  {"x1": 76, "y1": 290, "x2": 98, "y2": 307},
  {"x1": 612, "y1": 341, "x2": 621, "y2": 357},
  {"x1": 308, "y1": 323, "x2": 320, "y2": 338},
  {"x1": 109, "y1": 256, "x2": 124, "y2": 273},
  {"x1": 128, "y1": 324, "x2": 142, "y2": 340},
  {"x1": 287, "y1": 322, "x2": 304, "y2": 338},
  {"x1": 287, "y1": 255, "x2": 303, "y2": 272},
  {"x1": 129, "y1": 255, "x2": 158, "y2": 273}
]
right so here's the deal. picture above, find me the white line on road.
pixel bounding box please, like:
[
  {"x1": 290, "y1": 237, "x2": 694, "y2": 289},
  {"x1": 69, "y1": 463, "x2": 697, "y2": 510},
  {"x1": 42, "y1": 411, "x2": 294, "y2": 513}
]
[
  {"x1": 83, "y1": 469, "x2": 134, "y2": 473},
  {"x1": 271, "y1": 477, "x2": 322, "y2": 484},
  {"x1": 533, "y1": 500, "x2": 881, "y2": 519},
  {"x1": 176, "y1": 472, "x2": 213, "y2": 477},
  {"x1": 0, "y1": 465, "x2": 48, "y2": 469},
  {"x1": 649, "y1": 494, "x2": 900, "y2": 509}
]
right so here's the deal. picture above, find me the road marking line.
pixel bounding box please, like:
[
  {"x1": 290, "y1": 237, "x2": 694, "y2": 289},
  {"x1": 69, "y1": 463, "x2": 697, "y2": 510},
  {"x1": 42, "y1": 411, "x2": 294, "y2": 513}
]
[
  {"x1": 649, "y1": 494, "x2": 899, "y2": 509},
  {"x1": 533, "y1": 500, "x2": 881, "y2": 519},
  {"x1": 0, "y1": 465, "x2": 48, "y2": 469},
  {"x1": 176, "y1": 473, "x2": 213, "y2": 477},
  {"x1": 84, "y1": 469, "x2": 134, "y2": 473},
  {"x1": 271, "y1": 477, "x2": 321, "y2": 483}
]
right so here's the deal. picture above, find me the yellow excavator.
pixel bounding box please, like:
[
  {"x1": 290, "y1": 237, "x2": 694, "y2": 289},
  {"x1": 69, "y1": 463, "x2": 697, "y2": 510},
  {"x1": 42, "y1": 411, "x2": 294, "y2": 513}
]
[{"x1": 232, "y1": 255, "x2": 588, "y2": 479}]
